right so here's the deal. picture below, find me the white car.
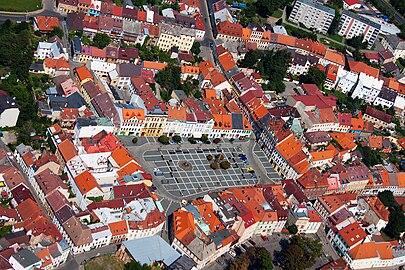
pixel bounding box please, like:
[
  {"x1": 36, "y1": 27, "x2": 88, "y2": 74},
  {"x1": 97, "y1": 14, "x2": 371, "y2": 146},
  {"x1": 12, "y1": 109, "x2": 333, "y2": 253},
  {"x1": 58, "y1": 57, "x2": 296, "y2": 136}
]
[{"x1": 228, "y1": 250, "x2": 236, "y2": 257}]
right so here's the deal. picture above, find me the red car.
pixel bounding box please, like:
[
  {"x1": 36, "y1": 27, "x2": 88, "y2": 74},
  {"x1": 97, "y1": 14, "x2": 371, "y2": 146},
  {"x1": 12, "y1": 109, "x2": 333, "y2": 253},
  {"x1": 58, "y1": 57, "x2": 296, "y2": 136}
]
[{"x1": 261, "y1": 235, "x2": 267, "y2": 241}]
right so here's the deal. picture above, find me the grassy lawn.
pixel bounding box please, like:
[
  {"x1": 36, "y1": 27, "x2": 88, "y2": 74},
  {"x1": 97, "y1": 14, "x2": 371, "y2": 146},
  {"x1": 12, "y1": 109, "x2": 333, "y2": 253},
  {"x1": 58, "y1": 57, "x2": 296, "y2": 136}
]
[
  {"x1": 328, "y1": 34, "x2": 343, "y2": 43},
  {"x1": 0, "y1": 0, "x2": 42, "y2": 12},
  {"x1": 85, "y1": 255, "x2": 125, "y2": 270},
  {"x1": 271, "y1": 9, "x2": 283, "y2": 19},
  {"x1": 320, "y1": 37, "x2": 345, "y2": 51}
]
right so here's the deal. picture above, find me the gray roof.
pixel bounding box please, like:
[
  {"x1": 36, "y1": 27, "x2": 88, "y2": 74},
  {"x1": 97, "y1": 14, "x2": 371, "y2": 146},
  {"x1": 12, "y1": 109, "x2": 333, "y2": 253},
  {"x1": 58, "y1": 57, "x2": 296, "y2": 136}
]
[
  {"x1": 377, "y1": 87, "x2": 397, "y2": 102},
  {"x1": 0, "y1": 96, "x2": 19, "y2": 114},
  {"x1": 48, "y1": 95, "x2": 68, "y2": 111},
  {"x1": 232, "y1": 113, "x2": 243, "y2": 129},
  {"x1": 296, "y1": 0, "x2": 335, "y2": 15},
  {"x1": 384, "y1": 35, "x2": 405, "y2": 50},
  {"x1": 72, "y1": 36, "x2": 82, "y2": 55},
  {"x1": 342, "y1": 10, "x2": 381, "y2": 30},
  {"x1": 123, "y1": 235, "x2": 180, "y2": 266},
  {"x1": 29, "y1": 62, "x2": 44, "y2": 71},
  {"x1": 208, "y1": 229, "x2": 232, "y2": 246},
  {"x1": 117, "y1": 63, "x2": 142, "y2": 77},
  {"x1": 168, "y1": 255, "x2": 196, "y2": 270},
  {"x1": 67, "y1": 92, "x2": 87, "y2": 108},
  {"x1": 11, "y1": 249, "x2": 40, "y2": 268},
  {"x1": 173, "y1": 90, "x2": 187, "y2": 101}
]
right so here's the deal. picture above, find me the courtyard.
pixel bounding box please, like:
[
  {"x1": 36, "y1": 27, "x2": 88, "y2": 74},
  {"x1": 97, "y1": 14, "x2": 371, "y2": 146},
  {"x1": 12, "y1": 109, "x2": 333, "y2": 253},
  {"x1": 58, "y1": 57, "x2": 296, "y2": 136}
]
[{"x1": 144, "y1": 146, "x2": 258, "y2": 197}]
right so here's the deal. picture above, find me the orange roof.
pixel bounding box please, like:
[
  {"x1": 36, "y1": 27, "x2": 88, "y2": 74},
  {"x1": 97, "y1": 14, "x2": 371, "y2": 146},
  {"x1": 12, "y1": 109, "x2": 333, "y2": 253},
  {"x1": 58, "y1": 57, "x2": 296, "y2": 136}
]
[
  {"x1": 369, "y1": 135, "x2": 382, "y2": 149},
  {"x1": 213, "y1": 114, "x2": 232, "y2": 130},
  {"x1": 108, "y1": 220, "x2": 128, "y2": 236},
  {"x1": 91, "y1": 46, "x2": 107, "y2": 58},
  {"x1": 181, "y1": 65, "x2": 199, "y2": 75},
  {"x1": 173, "y1": 209, "x2": 195, "y2": 245},
  {"x1": 199, "y1": 59, "x2": 214, "y2": 74},
  {"x1": 117, "y1": 162, "x2": 144, "y2": 183},
  {"x1": 242, "y1": 28, "x2": 251, "y2": 40},
  {"x1": 36, "y1": 249, "x2": 53, "y2": 268},
  {"x1": 35, "y1": 16, "x2": 59, "y2": 32},
  {"x1": 338, "y1": 222, "x2": 367, "y2": 248},
  {"x1": 348, "y1": 60, "x2": 379, "y2": 78},
  {"x1": 383, "y1": 77, "x2": 400, "y2": 91},
  {"x1": 326, "y1": 64, "x2": 339, "y2": 81},
  {"x1": 122, "y1": 108, "x2": 145, "y2": 120},
  {"x1": 330, "y1": 133, "x2": 357, "y2": 151},
  {"x1": 22, "y1": 152, "x2": 36, "y2": 167},
  {"x1": 325, "y1": 50, "x2": 345, "y2": 66},
  {"x1": 311, "y1": 42, "x2": 326, "y2": 56},
  {"x1": 143, "y1": 61, "x2": 167, "y2": 70},
  {"x1": 276, "y1": 134, "x2": 303, "y2": 160},
  {"x1": 261, "y1": 31, "x2": 271, "y2": 41},
  {"x1": 57, "y1": 139, "x2": 78, "y2": 162},
  {"x1": 218, "y1": 52, "x2": 236, "y2": 71},
  {"x1": 310, "y1": 150, "x2": 336, "y2": 161},
  {"x1": 74, "y1": 170, "x2": 101, "y2": 195},
  {"x1": 204, "y1": 88, "x2": 216, "y2": 99},
  {"x1": 398, "y1": 173, "x2": 405, "y2": 188},
  {"x1": 194, "y1": 201, "x2": 224, "y2": 232},
  {"x1": 44, "y1": 57, "x2": 70, "y2": 70},
  {"x1": 110, "y1": 146, "x2": 139, "y2": 168},
  {"x1": 277, "y1": 34, "x2": 296, "y2": 47},
  {"x1": 168, "y1": 106, "x2": 187, "y2": 121},
  {"x1": 349, "y1": 242, "x2": 393, "y2": 260},
  {"x1": 350, "y1": 117, "x2": 364, "y2": 131},
  {"x1": 368, "y1": 197, "x2": 389, "y2": 221},
  {"x1": 75, "y1": 65, "x2": 93, "y2": 82},
  {"x1": 251, "y1": 104, "x2": 268, "y2": 121},
  {"x1": 137, "y1": 10, "x2": 147, "y2": 22},
  {"x1": 398, "y1": 137, "x2": 405, "y2": 149}
]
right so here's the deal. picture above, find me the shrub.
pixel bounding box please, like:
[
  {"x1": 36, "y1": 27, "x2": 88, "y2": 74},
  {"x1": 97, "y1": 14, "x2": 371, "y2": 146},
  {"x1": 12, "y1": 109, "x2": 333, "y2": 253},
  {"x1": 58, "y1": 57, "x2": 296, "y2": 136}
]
[
  {"x1": 213, "y1": 138, "x2": 221, "y2": 144},
  {"x1": 158, "y1": 135, "x2": 169, "y2": 144},
  {"x1": 220, "y1": 161, "x2": 231, "y2": 169},
  {"x1": 210, "y1": 162, "x2": 220, "y2": 170},
  {"x1": 288, "y1": 225, "x2": 298, "y2": 234},
  {"x1": 173, "y1": 135, "x2": 181, "y2": 143},
  {"x1": 207, "y1": 154, "x2": 213, "y2": 161},
  {"x1": 188, "y1": 137, "x2": 194, "y2": 143},
  {"x1": 132, "y1": 137, "x2": 138, "y2": 144},
  {"x1": 200, "y1": 134, "x2": 208, "y2": 142}
]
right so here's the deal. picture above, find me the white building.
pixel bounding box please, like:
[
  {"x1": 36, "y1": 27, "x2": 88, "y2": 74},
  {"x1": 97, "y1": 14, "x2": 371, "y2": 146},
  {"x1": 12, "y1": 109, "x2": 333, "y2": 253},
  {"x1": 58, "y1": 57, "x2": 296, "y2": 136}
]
[
  {"x1": 156, "y1": 23, "x2": 196, "y2": 52},
  {"x1": 34, "y1": 39, "x2": 68, "y2": 60},
  {"x1": 338, "y1": 10, "x2": 381, "y2": 47},
  {"x1": 343, "y1": 0, "x2": 361, "y2": 10},
  {"x1": 0, "y1": 96, "x2": 19, "y2": 128},
  {"x1": 290, "y1": 204, "x2": 322, "y2": 234},
  {"x1": 351, "y1": 73, "x2": 383, "y2": 103},
  {"x1": 336, "y1": 68, "x2": 358, "y2": 94},
  {"x1": 289, "y1": 0, "x2": 335, "y2": 34}
]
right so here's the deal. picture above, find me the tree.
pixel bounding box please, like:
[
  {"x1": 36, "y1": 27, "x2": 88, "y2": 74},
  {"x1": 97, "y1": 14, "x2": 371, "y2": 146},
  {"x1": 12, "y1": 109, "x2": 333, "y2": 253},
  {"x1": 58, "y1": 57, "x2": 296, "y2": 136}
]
[
  {"x1": 194, "y1": 90, "x2": 202, "y2": 99},
  {"x1": 220, "y1": 161, "x2": 231, "y2": 169},
  {"x1": 51, "y1": 26, "x2": 64, "y2": 39},
  {"x1": 92, "y1": 33, "x2": 111, "y2": 49},
  {"x1": 280, "y1": 236, "x2": 322, "y2": 270},
  {"x1": 191, "y1": 42, "x2": 201, "y2": 56},
  {"x1": 287, "y1": 224, "x2": 298, "y2": 234},
  {"x1": 172, "y1": 135, "x2": 181, "y2": 143},
  {"x1": 132, "y1": 137, "x2": 138, "y2": 144},
  {"x1": 378, "y1": 190, "x2": 397, "y2": 208},
  {"x1": 155, "y1": 64, "x2": 182, "y2": 99},
  {"x1": 207, "y1": 154, "x2": 213, "y2": 161},
  {"x1": 346, "y1": 35, "x2": 368, "y2": 49},
  {"x1": 256, "y1": 0, "x2": 290, "y2": 18},
  {"x1": 276, "y1": 18, "x2": 283, "y2": 25},
  {"x1": 124, "y1": 261, "x2": 152, "y2": 270},
  {"x1": 229, "y1": 247, "x2": 273, "y2": 270},
  {"x1": 210, "y1": 162, "x2": 220, "y2": 170},
  {"x1": 378, "y1": 190, "x2": 405, "y2": 239},
  {"x1": 200, "y1": 134, "x2": 208, "y2": 142},
  {"x1": 213, "y1": 138, "x2": 221, "y2": 144},
  {"x1": 158, "y1": 135, "x2": 169, "y2": 144},
  {"x1": 299, "y1": 66, "x2": 326, "y2": 88}
]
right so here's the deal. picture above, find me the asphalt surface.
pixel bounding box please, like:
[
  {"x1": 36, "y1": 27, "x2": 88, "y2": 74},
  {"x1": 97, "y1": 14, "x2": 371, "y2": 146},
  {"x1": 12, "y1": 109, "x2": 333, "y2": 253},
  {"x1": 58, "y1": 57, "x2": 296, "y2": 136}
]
[
  {"x1": 199, "y1": 0, "x2": 215, "y2": 64},
  {"x1": 375, "y1": 0, "x2": 405, "y2": 25}
]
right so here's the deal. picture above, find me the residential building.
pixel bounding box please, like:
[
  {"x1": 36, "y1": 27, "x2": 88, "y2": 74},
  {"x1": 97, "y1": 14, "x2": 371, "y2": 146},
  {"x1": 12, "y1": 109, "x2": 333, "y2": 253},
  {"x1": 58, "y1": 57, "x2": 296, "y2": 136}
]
[
  {"x1": 358, "y1": 197, "x2": 389, "y2": 231},
  {"x1": 0, "y1": 95, "x2": 19, "y2": 128},
  {"x1": 381, "y1": 34, "x2": 405, "y2": 60},
  {"x1": 156, "y1": 23, "x2": 195, "y2": 52},
  {"x1": 289, "y1": 0, "x2": 335, "y2": 34},
  {"x1": 351, "y1": 73, "x2": 383, "y2": 103},
  {"x1": 338, "y1": 10, "x2": 381, "y2": 47},
  {"x1": 363, "y1": 106, "x2": 395, "y2": 130},
  {"x1": 289, "y1": 204, "x2": 322, "y2": 234},
  {"x1": 332, "y1": 222, "x2": 367, "y2": 256}
]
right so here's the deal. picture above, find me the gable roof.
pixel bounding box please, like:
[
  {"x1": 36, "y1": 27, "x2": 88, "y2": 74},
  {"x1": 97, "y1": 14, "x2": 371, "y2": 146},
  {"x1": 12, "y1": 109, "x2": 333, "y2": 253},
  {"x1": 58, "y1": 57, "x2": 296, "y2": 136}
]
[
  {"x1": 57, "y1": 139, "x2": 78, "y2": 162},
  {"x1": 74, "y1": 171, "x2": 101, "y2": 195}
]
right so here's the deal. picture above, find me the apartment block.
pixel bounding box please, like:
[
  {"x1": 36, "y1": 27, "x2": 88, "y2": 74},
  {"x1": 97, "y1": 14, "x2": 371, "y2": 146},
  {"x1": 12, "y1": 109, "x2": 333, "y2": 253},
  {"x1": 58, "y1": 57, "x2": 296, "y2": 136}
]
[
  {"x1": 338, "y1": 10, "x2": 381, "y2": 47},
  {"x1": 156, "y1": 23, "x2": 196, "y2": 52},
  {"x1": 288, "y1": 0, "x2": 335, "y2": 34}
]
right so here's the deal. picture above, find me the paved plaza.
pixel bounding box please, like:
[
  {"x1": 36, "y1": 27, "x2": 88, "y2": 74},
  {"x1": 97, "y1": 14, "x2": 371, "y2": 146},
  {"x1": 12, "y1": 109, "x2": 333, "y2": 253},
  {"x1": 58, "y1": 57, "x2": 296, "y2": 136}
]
[
  {"x1": 253, "y1": 144, "x2": 282, "y2": 181},
  {"x1": 144, "y1": 146, "x2": 258, "y2": 197}
]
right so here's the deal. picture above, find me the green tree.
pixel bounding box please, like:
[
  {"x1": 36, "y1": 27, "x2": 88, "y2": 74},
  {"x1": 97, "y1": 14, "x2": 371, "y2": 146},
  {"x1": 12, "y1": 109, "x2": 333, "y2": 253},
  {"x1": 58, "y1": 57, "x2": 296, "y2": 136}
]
[
  {"x1": 220, "y1": 160, "x2": 231, "y2": 169},
  {"x1": 155, "y1": 64, "x2": 182, "y2": 99},
  {"x1": 172, "y1": 135, "x2": 181, "y2": 143},
  {"x1": 132, "y1": 137, "x2": 138, "y2": 144},
  {"x1": 191, "y1": 42, "x2": 201, "y2": 56},
  {"x1": 210, "y1": 162, "x2": 220, "y2": 170},
  {"x1": 158, "y1": 135, "x2": 170, "y2": 144},
  {"x1": 378, "y1": 190, "x2": 397, "y2": 208},
  {"x1": 51, "y1": 26, "x2": 64, "y2": 39},
  {"x1": 287, "y1": 224, "x2": 298, "y2": 234},
  {"x1": 200, "y1": 134, "x2": 208, "y2": 142},
  {"x1": 124, "y1": 261, "x2": 152, "y2": 270},
  {"x1": 281, "y1": 236, "x2": 322, "y2": 270},
  {"x1": 213, "y1": 138, "x2": 221, "y2": 144},
  {"x1": 346, "y1": 35, "x2": 368, "y2": 49},
  {"x1": 378, "y1": 190, "x2": 405, "y2": 239},
  {"x1": 92, "y1": 33, "x2": 111, "y2": 49},
  {"x1": 299, "y1": 66, "x2": 326, "y2": 88},
  {"x1": 256, "y1": 0, "x2": 290, "y2": 18},
  {"x1": 228, "y1": 246, "x2": 273, "y2": 270}
]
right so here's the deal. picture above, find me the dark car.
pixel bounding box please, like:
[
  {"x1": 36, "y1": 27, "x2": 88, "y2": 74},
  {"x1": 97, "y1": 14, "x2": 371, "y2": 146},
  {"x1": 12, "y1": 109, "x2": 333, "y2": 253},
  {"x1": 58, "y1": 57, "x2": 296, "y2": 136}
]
[
  {"x1": 204, "y1": 18, "x2": 208, "y2": 22},
  {"x1": 248, "y1": 240, "x2": 256, "y2": 246}
]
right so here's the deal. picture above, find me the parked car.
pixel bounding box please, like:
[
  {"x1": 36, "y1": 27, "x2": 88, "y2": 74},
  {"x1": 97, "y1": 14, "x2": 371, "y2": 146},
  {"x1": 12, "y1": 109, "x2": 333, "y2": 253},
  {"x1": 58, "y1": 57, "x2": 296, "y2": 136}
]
[
  {"x1": 228, "y1": 250, "x2": 237, "y2": 257},
  {"x1": 248, "y1": 240, "x2": 256, "y2": 246},
  {"x1": 261, "y1": 235, "x2": 268, "y2": 241}
]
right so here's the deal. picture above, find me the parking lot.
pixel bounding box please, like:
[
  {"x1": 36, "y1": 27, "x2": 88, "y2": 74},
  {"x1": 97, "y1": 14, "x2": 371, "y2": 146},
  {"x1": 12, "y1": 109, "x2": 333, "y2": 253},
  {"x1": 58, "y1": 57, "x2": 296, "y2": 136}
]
[
  {"x1": 144, "y1": 146, "x2": 258, "y2": 197},
  {"x1": 253, "y1": 144, "x2": 281, "y2": 181}
]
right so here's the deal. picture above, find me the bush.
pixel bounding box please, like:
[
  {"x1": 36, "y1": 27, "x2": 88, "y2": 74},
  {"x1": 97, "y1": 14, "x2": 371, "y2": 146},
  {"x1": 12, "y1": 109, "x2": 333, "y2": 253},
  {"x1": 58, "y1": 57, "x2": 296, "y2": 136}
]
[
  {"x1": 158, "y1": 135, "x2": 169, "y2": 144},
  {"x1": 200, "y1": 134, "x2": 208, "y2": 142},
  {"x1": 229, "y1": 138, "x2": 235, "y2": 143},
  {"x1": 172, "y1": 135, "x2": 181, "y2": 143},
  {"x1": 210, "y1": 162, "x2": 220, "y2": 170},
  {"x1": 132, "y1": 137, "x2": 138, "y2": 144},
  {"x1": 207, "y1": 154, "x2": 213, "y2": 161},
  {"x1": 220, "y1": 161, "x2": 231, "y2": 169},
  {"x1": 213, "y1": 138, "x2": 221, "y2": 144},
  {"x1": 188, "y1": 137, "x2": 194, "y2": 143}
]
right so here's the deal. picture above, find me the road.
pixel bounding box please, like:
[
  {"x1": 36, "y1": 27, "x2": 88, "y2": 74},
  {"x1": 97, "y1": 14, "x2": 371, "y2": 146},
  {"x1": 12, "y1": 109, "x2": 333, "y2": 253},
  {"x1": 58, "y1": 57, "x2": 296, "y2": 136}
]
[
  {"x1": 375, "y1": 0, "x2": 405, "y2": 25},
  {"x1": 0, "y1": 0, "x2": 64, "y2": 22},
  {"x1": 199, "y1": 0, "x2": 215, "y2": 64}
]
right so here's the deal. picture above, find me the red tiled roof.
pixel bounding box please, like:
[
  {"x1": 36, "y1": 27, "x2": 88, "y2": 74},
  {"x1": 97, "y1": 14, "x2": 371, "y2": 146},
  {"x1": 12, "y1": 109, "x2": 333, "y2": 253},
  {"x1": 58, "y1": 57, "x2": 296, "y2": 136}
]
[{"x1": 35, "y1": 16, "x2": 59, "y2": 32}]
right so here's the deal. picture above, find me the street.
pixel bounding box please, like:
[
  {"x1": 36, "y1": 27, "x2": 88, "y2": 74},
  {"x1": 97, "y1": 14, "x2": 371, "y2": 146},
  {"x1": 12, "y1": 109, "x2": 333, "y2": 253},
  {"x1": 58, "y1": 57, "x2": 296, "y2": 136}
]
[{"x1": 0, "y1": 0, "x2": 64, "y2": 22}]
